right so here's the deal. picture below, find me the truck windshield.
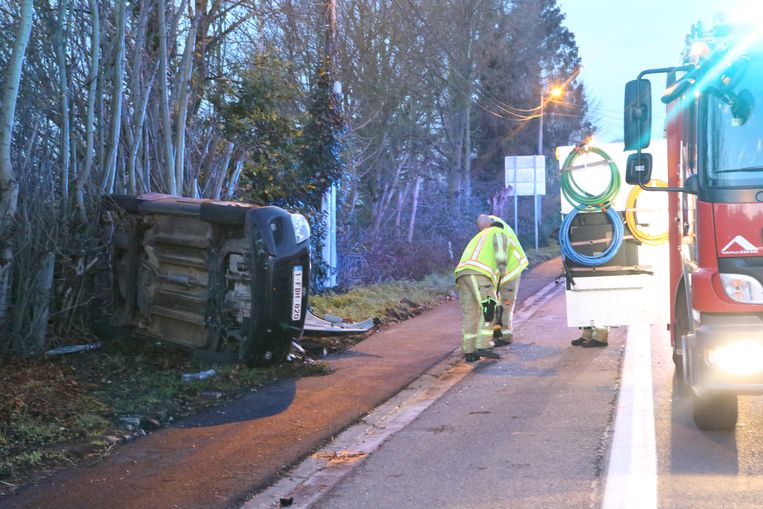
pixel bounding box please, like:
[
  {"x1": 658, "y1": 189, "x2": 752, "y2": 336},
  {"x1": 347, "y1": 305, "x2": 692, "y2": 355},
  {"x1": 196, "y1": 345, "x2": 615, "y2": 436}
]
[{"x1": 704, "y1": 53, "x2": 763, "y2": 188}]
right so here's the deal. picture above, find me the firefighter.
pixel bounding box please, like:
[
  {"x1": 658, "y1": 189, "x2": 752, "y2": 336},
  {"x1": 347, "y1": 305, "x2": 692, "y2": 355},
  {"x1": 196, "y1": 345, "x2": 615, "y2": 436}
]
[
  {"x1": 454, "y1": 216, "x2": 508, "y2": 362},
  {"x1": 484, "y1": 214, "x2": 528, "y2": 346},
  {"x1": 571, "y1": 326, "x2": 609, "y2": 348}
]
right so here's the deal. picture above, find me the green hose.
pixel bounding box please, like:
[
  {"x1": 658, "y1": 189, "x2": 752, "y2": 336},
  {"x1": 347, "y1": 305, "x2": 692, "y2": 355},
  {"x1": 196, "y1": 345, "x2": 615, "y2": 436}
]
[{"x1": 560, "y1": 145, "x2": 620, "y2": 209}]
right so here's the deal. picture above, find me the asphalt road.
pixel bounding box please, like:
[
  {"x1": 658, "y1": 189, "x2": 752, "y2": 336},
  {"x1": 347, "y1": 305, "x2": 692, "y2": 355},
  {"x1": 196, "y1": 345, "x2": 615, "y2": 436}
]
[
  {"x1": 0, "y1": 259, "x2": 563, "y2": 509},
  {"x1": 261, "y1": 276, "x2": 623, "y2": 509},
  {"x1": 9, "y1": 256, "x2": 763, "y2": 509}
]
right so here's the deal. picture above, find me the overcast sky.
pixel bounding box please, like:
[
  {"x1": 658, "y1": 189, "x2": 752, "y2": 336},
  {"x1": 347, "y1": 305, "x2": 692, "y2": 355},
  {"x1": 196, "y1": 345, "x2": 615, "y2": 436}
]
[{"x1": 556, "y1": 0, "x2": 752, "y2": 143}]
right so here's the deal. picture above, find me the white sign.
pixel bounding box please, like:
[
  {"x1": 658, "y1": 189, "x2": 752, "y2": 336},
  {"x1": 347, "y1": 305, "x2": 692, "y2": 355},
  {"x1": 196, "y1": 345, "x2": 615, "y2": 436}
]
[{"x1": 505, "y1": 155, "x2": 546, "y2": 196}]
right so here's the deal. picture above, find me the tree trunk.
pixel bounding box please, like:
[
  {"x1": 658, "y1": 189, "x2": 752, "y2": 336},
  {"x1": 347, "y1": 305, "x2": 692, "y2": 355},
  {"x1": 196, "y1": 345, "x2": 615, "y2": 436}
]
[
  {"x1": 76, "y1": 0, "x2": 100, "y2": 224},
  {"x1": 173, "y1": 16, "x2": 198, "y2": 196},
  {"x1": 157, "y1": 0, "x2": 176, "y2": 193},
  {"x1": 102, "y1": 0, "x2": 127, "y2": 194},
  {"x1": 56, "y1": 0, "x2": 70, "y2": 214},
  {"x1": 31, "y1": 252, "x2": 55, "y2": 354},
  {"x1": 211, "y1": 141, "x2": 234, "y2": 200},
  {"x1": 407, "y1": 176, "x2": 423, "y2": 243},
  {"x1": 0, "y1": 0, "x2": 34, "y2": 323}
]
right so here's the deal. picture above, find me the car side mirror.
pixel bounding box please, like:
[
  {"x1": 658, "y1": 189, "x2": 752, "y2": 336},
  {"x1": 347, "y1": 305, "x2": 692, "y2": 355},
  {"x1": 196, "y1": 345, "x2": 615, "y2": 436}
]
[
  {"x1": 624, "y1": 79, "x2": 652, "y2": 150},
  {"x1": 625, "y1": 152, "x2": 653, "y2": 185}
]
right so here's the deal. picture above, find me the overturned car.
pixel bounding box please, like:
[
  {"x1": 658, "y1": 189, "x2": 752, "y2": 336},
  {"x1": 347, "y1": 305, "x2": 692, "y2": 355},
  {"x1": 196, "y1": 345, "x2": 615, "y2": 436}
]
[{"x1": 104, "y1": 194, "x2": 310, "y2": 365}]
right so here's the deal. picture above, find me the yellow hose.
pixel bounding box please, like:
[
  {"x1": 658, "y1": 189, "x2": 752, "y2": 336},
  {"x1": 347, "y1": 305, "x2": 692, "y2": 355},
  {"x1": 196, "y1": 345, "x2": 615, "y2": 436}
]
[{"x1": 625, "y1": 180, "x2": 668, "y2": 245}]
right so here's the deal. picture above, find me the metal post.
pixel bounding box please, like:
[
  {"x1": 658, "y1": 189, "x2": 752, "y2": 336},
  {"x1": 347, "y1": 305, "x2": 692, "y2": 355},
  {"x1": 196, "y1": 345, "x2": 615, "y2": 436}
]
[
  {"x1": 513, "y1": 157, "x2": 518, "y2": 234},
  {"x1": 535, "y1": 91, "x2": 544, "y2": 253}
]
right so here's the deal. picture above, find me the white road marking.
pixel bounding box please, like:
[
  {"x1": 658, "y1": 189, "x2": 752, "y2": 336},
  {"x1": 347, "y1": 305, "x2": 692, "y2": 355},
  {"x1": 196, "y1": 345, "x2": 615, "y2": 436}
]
[
  {"x1": 241, "y1": 280, "x2": 563, "y2": 509},
  {"x1": 602, "y1": 323, "x2": 658, "y2": 509}
]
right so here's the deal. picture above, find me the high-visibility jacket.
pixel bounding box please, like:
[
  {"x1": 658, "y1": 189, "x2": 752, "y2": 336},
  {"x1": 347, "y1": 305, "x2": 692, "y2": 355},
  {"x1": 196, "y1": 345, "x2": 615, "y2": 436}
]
[
  {"x1": 488, "y1": 215, "x2": 528, "y2": 286},
  {"x1": 454, "y1": 226, "x2": 505, "y2": 286}
]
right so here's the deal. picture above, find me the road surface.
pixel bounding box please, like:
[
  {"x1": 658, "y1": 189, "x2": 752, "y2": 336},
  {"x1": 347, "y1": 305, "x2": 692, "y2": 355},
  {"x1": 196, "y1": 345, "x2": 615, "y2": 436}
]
[{"x1": 7, "y1": 257, "x2": 763, "y2": 509}]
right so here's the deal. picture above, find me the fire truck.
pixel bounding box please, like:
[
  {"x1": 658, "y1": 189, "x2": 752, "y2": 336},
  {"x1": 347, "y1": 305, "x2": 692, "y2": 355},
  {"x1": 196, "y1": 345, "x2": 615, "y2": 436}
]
[{"x1": 623, "y1": 19, "x2": 763, "y2": 429}]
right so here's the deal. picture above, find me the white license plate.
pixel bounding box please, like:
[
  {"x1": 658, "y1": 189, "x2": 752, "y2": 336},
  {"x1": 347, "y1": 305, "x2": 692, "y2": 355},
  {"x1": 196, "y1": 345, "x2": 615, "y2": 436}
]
[{"x1": 291, "y1": 265, "x2": 303, "y2": 321}]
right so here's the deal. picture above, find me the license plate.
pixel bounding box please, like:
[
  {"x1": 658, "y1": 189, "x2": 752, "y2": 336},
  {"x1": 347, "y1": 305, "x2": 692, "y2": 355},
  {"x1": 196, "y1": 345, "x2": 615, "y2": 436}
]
[{"x1": 291, "y1": 265, "x2": 303, "y2": 321}]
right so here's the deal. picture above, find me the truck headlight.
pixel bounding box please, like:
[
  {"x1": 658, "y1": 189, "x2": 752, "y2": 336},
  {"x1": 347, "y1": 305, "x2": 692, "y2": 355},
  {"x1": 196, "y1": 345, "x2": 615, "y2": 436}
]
[
  {"x1": 707, "y1": 340, "x2": 763, "y2": 376},
  {"x1": 720, "y1": 273, "x2": 763, "y2": 304},
  {"x1": 290, "y1": 213, "x2": 311, "y2": 244}
]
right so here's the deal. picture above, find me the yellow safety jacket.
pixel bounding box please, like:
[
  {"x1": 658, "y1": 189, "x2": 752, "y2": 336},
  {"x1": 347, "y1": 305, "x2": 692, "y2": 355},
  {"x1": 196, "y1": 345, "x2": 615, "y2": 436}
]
[
  {"x1": 488, "y1": 215, "x2": 528, "y2": 287},
  {"x1": 454, "y1": 227, "x2": 503, "y2": 286}
]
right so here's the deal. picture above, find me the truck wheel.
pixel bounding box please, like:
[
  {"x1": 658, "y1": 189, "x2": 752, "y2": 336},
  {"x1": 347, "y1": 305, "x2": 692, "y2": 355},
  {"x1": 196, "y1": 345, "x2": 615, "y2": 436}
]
[
  {"x1": 200, "y1": 202, "x2": 249, "y2": 226},
  {"x1": 692, "y1": 393, "x2": 738, "y2": 431}
]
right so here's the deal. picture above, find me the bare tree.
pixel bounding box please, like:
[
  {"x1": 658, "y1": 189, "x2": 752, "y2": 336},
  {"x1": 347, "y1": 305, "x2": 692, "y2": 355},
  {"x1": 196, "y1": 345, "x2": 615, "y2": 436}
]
[{"x1": 0, "y1": 0, "x2": 34, "y2": 323}]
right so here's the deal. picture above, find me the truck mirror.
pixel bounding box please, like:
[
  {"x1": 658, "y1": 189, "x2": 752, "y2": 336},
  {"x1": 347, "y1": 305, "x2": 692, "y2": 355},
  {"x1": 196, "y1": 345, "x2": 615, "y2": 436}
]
[
  {"x1": 625, "y1": 152, "x2": 653, "y2": 185},
  {"x1": 684, "y1": 174, "x2": 699, "y2": 195},
  {"x1": 624, "y1": 79, "x2": 652, "y2": 150}
]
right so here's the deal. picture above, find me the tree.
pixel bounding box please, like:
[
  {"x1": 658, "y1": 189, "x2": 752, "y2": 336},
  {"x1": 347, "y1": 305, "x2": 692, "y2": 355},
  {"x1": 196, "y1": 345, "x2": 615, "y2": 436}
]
[{"x1": 0, "y1": 0, "x2": 34, "y2": 327}]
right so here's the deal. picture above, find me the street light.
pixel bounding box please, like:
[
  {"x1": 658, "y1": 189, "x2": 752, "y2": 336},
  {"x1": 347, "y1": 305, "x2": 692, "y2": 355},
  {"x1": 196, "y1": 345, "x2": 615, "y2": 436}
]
[
  {"x1": 537, "y1": 85, "x2": 564, "y2": 155},
  {"x1": 530, "y1": 85, "x2": 564, "y2": 253}
]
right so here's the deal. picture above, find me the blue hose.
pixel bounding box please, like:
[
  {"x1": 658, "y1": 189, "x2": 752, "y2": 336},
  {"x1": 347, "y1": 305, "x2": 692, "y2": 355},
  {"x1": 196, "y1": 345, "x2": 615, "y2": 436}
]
[{"x1": 559, "y1": 207, "x2": 624, "y2": 267}]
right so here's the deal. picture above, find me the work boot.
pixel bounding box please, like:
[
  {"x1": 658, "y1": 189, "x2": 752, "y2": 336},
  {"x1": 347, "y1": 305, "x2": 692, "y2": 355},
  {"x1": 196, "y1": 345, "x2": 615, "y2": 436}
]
[
  {"x1": 464, "y1": 352, "x2": 479, "y2": 362},
  {"x1": 581, "y1": 339, "x2": 608, "y2": 348},
  {"x1": 475, "y1": 348, "x2": 500, "y2": 359},
  {"x1": 572, "y1": 327, "x2": 594, "y2": 346}
]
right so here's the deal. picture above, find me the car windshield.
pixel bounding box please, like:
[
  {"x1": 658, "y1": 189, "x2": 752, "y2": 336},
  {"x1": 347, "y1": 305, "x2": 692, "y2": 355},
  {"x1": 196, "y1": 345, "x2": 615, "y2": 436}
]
[{"x1": 703, "y1": 53, "x2": 763, "y2": 188}]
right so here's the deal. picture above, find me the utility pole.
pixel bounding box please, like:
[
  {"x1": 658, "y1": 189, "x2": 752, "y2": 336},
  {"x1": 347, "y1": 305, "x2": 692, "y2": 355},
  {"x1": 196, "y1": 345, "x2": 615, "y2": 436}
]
[{"x1": 321, "y1": 0, "x2": 339, "y2": 288}]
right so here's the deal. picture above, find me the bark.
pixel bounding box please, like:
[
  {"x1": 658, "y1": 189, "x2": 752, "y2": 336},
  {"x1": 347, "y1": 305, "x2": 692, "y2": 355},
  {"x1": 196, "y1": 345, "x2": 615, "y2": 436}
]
[{"x1": 0, "y1": 0, "x2": 34, "y2": 323}]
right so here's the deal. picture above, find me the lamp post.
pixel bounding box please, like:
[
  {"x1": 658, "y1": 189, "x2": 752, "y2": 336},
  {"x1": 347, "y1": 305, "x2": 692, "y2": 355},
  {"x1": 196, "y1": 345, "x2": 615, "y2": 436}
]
[
  {"x1": 537, "y1": 85, "x2": 564, "y2": 155},
  {"x1": 532, "y1": 85, "x2": 563, "y2": 253}
]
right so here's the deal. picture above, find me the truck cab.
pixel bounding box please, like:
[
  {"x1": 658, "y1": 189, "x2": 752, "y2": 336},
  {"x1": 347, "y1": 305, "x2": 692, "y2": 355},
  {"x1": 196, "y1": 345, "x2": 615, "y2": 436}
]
[
  {"x1": 104, "y1": 193, "x2": 311, "y2": 366},
  {"x1": 624, "y1": 21, "x2": 763, "y2": 429}
]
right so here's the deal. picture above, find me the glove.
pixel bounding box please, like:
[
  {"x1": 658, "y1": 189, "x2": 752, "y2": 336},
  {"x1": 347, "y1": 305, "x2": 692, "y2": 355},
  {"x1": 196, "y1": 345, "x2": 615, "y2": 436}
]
[{"x1": 481, "y1": 297, "x2": 497, "y2": 322}]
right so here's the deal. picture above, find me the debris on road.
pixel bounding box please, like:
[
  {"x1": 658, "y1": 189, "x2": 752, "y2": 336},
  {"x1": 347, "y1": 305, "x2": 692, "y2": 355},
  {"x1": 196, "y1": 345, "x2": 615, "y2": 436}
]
[
  {"x1": 302, "y1": 310, "x2": 375, "y2": 336},
  {"x1": 46, "y1": 342, "x2": 103, "y2": 356},
  {"x1": 311, "y1": 450, "x2": 368, "y2": 465},
  {"x1": 182, "y1": 369, "x2": 216, "y2": 381}
]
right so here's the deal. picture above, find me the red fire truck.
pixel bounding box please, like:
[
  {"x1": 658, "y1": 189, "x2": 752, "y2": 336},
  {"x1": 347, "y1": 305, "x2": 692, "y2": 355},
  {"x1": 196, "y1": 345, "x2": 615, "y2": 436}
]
[{"x1": 623, "y1": 20, "x2": 763, "y2": 430}]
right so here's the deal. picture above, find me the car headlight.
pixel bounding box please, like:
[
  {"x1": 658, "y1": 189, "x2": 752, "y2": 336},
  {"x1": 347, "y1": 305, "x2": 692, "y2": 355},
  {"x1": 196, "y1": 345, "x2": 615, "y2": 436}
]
[
  {"x1": 290, "y1": 213, "x2": 311, "y2": 244},
  {"x1": 720, "y1": 273, "x2": 763, "y2": 304},
  {"x1": 707, "y1": 340, "x2": 763, "y2": 376}
]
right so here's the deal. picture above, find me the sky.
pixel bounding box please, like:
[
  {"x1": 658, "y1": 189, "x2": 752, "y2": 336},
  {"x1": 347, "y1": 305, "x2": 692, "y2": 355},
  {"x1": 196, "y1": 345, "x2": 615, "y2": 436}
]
[{"x1": 556, "y1": 0, "x2": 752, "y2": 143}]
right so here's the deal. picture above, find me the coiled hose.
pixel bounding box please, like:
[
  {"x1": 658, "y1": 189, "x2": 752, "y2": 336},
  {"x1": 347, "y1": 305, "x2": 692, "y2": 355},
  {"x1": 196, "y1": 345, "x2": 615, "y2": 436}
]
[
  {"x1": 559, "y1": 206, "x2": 624, "y2": 267},
  {"x1": 560, "y1": 145, "x2": 621, "y2": 209},
  {"x1": 625, "y1": 179, "x2": 669, "y2": 245}
]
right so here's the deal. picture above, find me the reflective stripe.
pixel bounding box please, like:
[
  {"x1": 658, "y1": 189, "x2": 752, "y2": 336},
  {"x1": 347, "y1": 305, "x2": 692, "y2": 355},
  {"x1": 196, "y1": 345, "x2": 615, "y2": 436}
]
[
  {"x1": 500, "y1": 267, "x2": 522, "y2": 285},
  {"x1": 467, "y1": 275, "x2": 482, "y2": 303},
  {"x1": 456, "y1": 260, "x2": 500, "y2": 282},
  {"x1": 470, "y1": 230, "x2": 488, "y2": 261}
]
